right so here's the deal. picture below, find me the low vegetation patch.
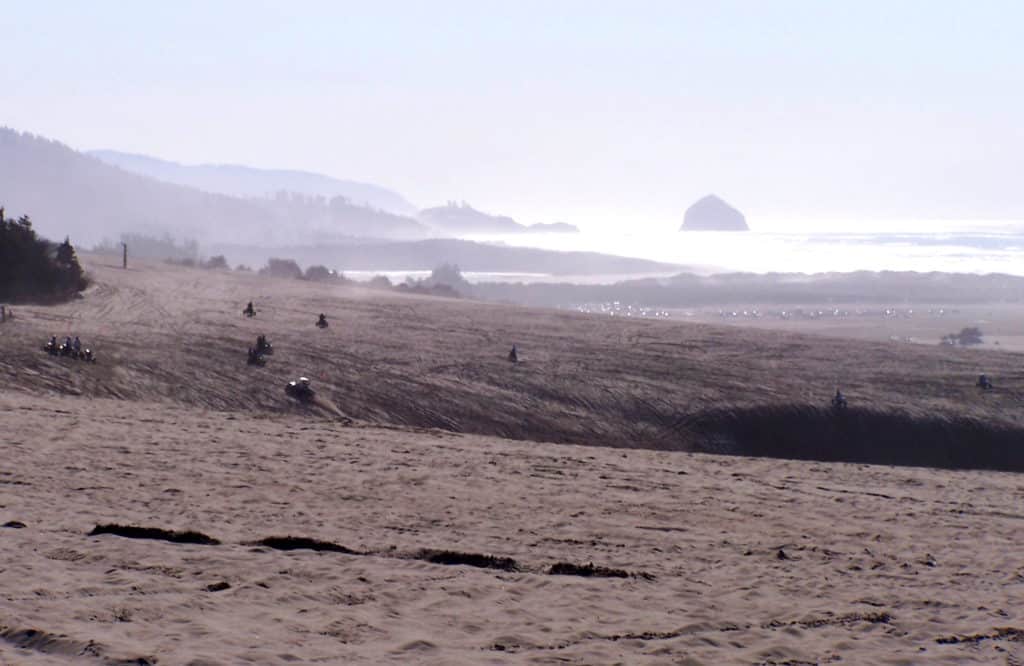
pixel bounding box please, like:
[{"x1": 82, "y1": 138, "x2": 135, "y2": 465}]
[
  {"x1": 941, "y1": 326, "x2": 984, "y2": 346},
  {"x1": 416, "y1": 549, "x2": 519, "y2": 571},
  {"x1": 397, "y1": 263, "x2": 471, "y2": 298},
  {"x1": 203, "y1": 254, "x2": 229, "y2": 270},
  {"x1": 88, "y1": 524, "x2": 220, "y2": 545},
  {"x1": 259, "y1": 257, "x2": 303, "y2": 279}
]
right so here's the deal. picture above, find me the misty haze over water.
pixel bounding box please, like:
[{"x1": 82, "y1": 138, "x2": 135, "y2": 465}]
[
  {"x1": 6, "y1": 120, "x2": 1022, "y2": 281},
  {"x1": 462, "y1": 229, "x2": 1024, "y2": 279}
]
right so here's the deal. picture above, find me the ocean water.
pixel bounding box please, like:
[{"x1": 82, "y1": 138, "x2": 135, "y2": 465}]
[
  {"x1": 455, "y1": 229, "x2": 1024, "y2": 281},
  {"x1": 343, "y1": 269, "x2": 690, "y2": 285},
  {"x1": 340, "y1": 227, "x2": 1024, "y2": 285}
]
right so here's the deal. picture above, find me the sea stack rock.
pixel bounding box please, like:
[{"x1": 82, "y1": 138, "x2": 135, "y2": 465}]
[{"x1": 680, "y1": 195, "x2": 748, "y2": 231}]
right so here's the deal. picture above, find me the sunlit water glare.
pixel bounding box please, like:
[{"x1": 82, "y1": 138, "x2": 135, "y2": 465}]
[{"x1": 447, "y1": 230, "x2": 1024, "y2": 282}]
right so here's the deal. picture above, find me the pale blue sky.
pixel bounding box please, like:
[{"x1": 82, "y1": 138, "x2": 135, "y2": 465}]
[{"x1": 4, "y1": 1, "x2": 1022, "y2": 230}]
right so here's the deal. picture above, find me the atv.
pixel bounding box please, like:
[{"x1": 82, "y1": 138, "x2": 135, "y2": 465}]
[
  {"x1": 285, "y1": 377, "x2": 315, "y2": 401},
  {"x1": 247, "y1": 349, "x2": 267, "y2": 366},
  {"x1": 255, "y1": 335, "x2": 274, "y2": 356}
]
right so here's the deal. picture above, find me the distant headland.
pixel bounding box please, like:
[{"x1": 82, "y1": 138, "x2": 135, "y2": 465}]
[{"x1": 419, "y1": 202, "x2": 579, "y2": 235}]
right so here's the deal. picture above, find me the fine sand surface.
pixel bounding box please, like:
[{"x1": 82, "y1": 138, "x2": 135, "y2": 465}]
[
  {"x1": 2, "y1": 257, "x2": 1024, "y2": 664},
  {"x1": 2, "y1": 393, "x2": 1024, "y2": 665}
]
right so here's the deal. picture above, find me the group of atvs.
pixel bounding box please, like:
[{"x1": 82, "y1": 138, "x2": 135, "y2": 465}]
[
  {"x1": 243, "y1": 303, "x2": 329, "y2": 401},
  {"x1": 246, "y1": 334, "x2": 313, "y2": 400},
  {"x1": 42, "y1": 336, "x2": 96, "y2": 363},
  {"x1": 244, "y1": 300, "x2": 329, "y2": 330}
]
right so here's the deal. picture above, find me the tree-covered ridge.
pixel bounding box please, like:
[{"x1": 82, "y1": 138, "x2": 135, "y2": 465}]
[
  {"x1": 0, "y1": 127, "x2": 430, "y2": 246},
  {"x1": 0, "y1": 207, "x2": 88, "y2": 303}
]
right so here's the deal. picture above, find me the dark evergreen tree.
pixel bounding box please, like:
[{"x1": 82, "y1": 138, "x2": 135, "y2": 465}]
[{"x1": 0, "y1": 209, "x2": 89, "y2": 303}]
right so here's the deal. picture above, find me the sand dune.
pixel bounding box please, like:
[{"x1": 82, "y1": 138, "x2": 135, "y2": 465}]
[
  {"x1": 2, "y1": 257, "x2": 1023, "y2": 663},
  {"x1": 2, "y1": 393, "x2": 1023, "y2": 664},
  {"x1": 2, "y1": 256, "x2": 1022, "y2": 461}
]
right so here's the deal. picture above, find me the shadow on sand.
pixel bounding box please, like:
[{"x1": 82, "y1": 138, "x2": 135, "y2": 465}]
[{"x1": 685, "y1": 405, "x2": 1024, "y2": 472}]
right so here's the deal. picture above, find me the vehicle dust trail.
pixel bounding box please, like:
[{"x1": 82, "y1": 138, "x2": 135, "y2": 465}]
[{"x1": 311, "y1": 395, "x2": 350, "y2": 420}]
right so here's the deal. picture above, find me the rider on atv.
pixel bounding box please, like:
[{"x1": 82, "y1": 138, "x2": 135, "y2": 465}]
[
  {"x1": 977, "y1": 374, "x2": 993, "y2": 390},
  {"x1": 73, "y1": 336, "x2": 82, "y2": 354},
  {"x1": 286, "y1": 376, "x2": 314, "y2": 400},
  {"x1": 508, "y1": 344, "x2": 518, "y2": 363},
  {"x1": 831, "y1": 389, "x2": 847, "y2": 410},
  {"x1": 247, "y1": 347, "x2": 265, "y2": 366},
  {"x1": 243, "y1": 301, "x2": 256, "y2": 317},
  {"x1": 46, "y1": 335, "x2": 58, "y2": 352},
  {"x1": 316, "y1": 313, "x2": 328, "y2": 328}
]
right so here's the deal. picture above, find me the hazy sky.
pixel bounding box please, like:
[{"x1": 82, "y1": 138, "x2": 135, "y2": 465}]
[{"x1": 4, "y1": 1, "x2": 1023, "y2": 231}]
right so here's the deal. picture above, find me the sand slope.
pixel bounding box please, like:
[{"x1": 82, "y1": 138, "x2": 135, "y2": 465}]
[
  {"x1": 2, "y1": 393, "x2": 1023, "y2": 664},
  {"x1": 2, "y1": 257, "x2": 1022, "y2": 453}
]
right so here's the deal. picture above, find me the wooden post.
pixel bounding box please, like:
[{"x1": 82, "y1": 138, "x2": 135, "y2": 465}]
[{"x1": 122, "y1": 242, "x2": 128, "y2": 269}]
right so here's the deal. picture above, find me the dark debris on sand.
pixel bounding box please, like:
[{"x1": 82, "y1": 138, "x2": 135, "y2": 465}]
[
  {"x1": 253, "y1": 536, "x2": 359, "y2": 554},
  {"x1": 548, "y1": 561, "x2": 653, "y2": 579},
  {"x1": 417, "y1": 549, "x2": 520, "y2": 571},
  {"x1": 88, "y1": 524, "x2": 220, "y2": 545},
  {"x1": 936, "y1": 627, "x2": 1024, "y2": 645}
]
